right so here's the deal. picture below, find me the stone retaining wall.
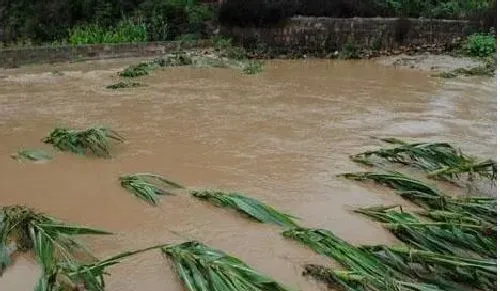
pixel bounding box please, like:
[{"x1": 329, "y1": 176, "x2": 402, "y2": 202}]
[
  {"x1": 0, "y1": 40, "x2": 211, "y2": 68},
  {"x1": 220, "y1": 17, "x2": 482, "y2": 54},
  {"x1": 0, "y1": 18, "x2": 483, "y2": 67}
]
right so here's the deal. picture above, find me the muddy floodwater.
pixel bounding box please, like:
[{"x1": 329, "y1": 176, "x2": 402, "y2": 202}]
[{"x1": 0, "y1": 58, "x2": 496, "y2": 291}]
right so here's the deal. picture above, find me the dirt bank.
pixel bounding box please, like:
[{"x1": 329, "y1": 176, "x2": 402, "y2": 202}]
[{"x1": 376, "y1": 53, "x2": 488, "y2": 74}]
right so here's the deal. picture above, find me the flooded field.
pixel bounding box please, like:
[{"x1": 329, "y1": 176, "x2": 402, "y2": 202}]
[{"x1": 0, "y1": 58, "x2": 496, "y2": 290}]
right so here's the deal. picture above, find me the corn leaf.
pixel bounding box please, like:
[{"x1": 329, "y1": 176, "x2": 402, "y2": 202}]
[
  {"x1": 162, "y1": 241, "x2": 292, "y2": 291},
  {"x1": 119, "y1": 173, "x2": 184, "y2": 206},
  {"x1": 191, "y1": 190, "x2": 298, "y2": 227}
]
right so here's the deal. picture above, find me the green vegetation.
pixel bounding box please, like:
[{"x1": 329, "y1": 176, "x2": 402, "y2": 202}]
[
  {"x1": 339, "y1": 42, "x2": 361, "y2": 60},
  {"x1": 11, "y1": 149, "x2": 53, "y2": 162},
  {"x1": 350, "y1": 138, "x2": 496, "y2": 182},
  {"x1": 218, "y1": 0, "x2": 495, "y2": 27},
  {"x1": 0, "y1": 206, "x2": 112, "y2": 290},
  {"x1": 69, "y1": 20, "x2": 147, "y2": 45},
  {"x1": 119, "y1": 62, "x2": 154, "y2": 77},
  {"x1": 283, "y1": 228, "x2": 398, "y2": 278},
  {"x1": 191, "y1": 190, "x2": 298, "y2": 227},
  {"x1": 356, "y1": 206, "x2": 496, "y2": 258},
  {"x1": 42, "y1": 127, "x2": 124, "y2": 158},
  {"x1": 118, "y1": 45, "x2": 265, "y2": 78},
  {"x1": 462, "y1": 33, "x2": 496, "y2": 58},
  {"x1": 297, "y1": 139, "x2": 497, "y2": 290},
  {"x1": 1, "y1": 0, "x2": 215, "y2": 44},
  {"x1": 106, "y1": 81, "x2": 144, "y2": 89},
  {"x1": 162, "y1": 241, "x2": 292, "y2": 291},
  {"x1": 242, "y1": 60, "x2": 265, "y2": 75},
  {"x1": 119, "y1": 173, "x2": 184, "y2": 206},
  {"x1": 57, "y1": 244, "x2": 164, "y2": 291},
  {"x1": 340, "y1": 171, "x2": 443, "y2": 196},
  {"x1": 364, "y1": 245, "x2": 496, "y2": 290},
  {"x1": 118, "y1": 52, "x2": 193, "y2": 77}
]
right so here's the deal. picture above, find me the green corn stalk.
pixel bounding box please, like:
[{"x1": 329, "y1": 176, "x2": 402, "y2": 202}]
[
  {"x1": 162, "y1": 241, "x2": 292, "y2": 291},
  {"x1": 120, "y1": 173, "x2": 184, "y2": 206},
  {"x1": 191, "y1": 190, "x2": 298, "y2": 227},
  {"x1": 42, "y1": 127, "x2": 124, "y2": 158}
]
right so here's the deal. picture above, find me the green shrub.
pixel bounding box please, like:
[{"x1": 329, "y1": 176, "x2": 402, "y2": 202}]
[
  {"x1": 137, "y1": 0, "x2": 212, "y2": 41},
  {"x1": 339, "y1": 41, "x2": 360, "y2": 59},
  {"x1": 212, "y1": 36, "x2": 233, "y2": 51},
  {"x1": 462, "y1": 33, "x2": 496, "y2": 57},
  {"x1": 69, "y1": 20, "x2": 147, "y2": 45},
  {"x1": 119, "y1": 62, "x2": 154, "y2": 77}
]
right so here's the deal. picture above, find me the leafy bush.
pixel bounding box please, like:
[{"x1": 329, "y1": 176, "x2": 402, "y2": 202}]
[
  {"x1": 137, "y1": 0, "x2": 213, "y2": 41},
  {"x1": 462, "y1": 33, "x2": 496, "y2": 57},
  {"x1": 69, "y1": 20, "x2": 147, "y2": 45},
  {"x1": 216, "y1": 0, "x2": 493, "y2": 26},
  {"x1": 119, "y1": 62, "x2": 154, "y2": 77}
]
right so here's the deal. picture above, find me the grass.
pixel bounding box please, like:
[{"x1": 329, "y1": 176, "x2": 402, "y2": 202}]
[
  {"x1": 120, "y1": 173, "x2": 184, "y2": 206},
  {"x1": 69, "y1": 20, "x2": 148, "y2": 45},
  {"x1": 11, "y1": 149, "x2": 53, "y2": 162},
  {"x1": 191, "y1": 190, "x2": 298, "y2": 227},
  {"x1": 0, "y1": 206, "x2": 111, "y2": 289},
  {"x1": 349, "y1": 138, "x2": 496, "y2": 183},
  {"x1": 42, "y1": 126, "x2": 124, "y2": 158},
  {"x1": 106, "y1": 81, "x2": 144, "y2": 89},
  {"x1": 242, "y1": 60, "x2": 264, "y2": 75},
  {"x1": 162, "y1": 241, "x2": 292, "y2": 291}
]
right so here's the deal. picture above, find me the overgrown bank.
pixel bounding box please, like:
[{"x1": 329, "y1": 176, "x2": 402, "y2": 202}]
[{"x1": 0, "y1": 0, "x2": 496, "y2": 46}]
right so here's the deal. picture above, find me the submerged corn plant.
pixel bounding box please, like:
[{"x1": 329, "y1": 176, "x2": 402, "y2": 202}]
[
  {"x1": 119, "y1": 62, "x2": 154, "y2": 77},
  {"x1": 11, "y1": 149, "x2": 53, "y2": 162},
  {"x1": 162, "y1": 241, "x2": 292, "y2": 291},
  {"x1": 355, "y1": 206, "x2": 496, "y2": 258},
  {"x1": 363, "y1": 245, "x2": 496, "y2": 291},
  {"x1": 350, "y1": 139, "x2": 469, "y2": 171},
  {"x1": 338, "y1": 170, "x2": 495, "y2": 220},
  {"x1": 340, "y1": 171, "x2": 443, "y2": 197},
  {"x1": 106, "y1": 81, "x2": 144, "y2": 89},
  {"x1": 302, "y1": 264, "x2": 445, "y2": 291},
  {"x1": 241, "y1": 60, "x2": 264, "y2": 75},
  {"x1": 191, "y1": 190, "x2": 298, "y2": 227},
  {"x1": 42, "y1": 127, "x2": 124, "y2": 158},
  {"x1": 350, "y1": 138, "x2": 496, "y2": 183},
  {"x1": 282, "y1": 228, "x2": 399, "y2": 279},
  {"x1": 398, "y1": 192, "x2": 496, "y2": 225},
  {"x1": 284, "y1": 228, "x2": 447, "y2": 291},
  {"x1": 53, "y1": 244, "x2": 165, "y2": 291},
  {"x1": 155, "y1": 52, "x2": 193, "y2": 67},
  {"x1": 0, "y1": 206, "x2": 111, "y2": 290},
  {"x1": 120, "y1": 173, "x2": 184, "y2": 206},
  {"x1": 428, "y1": 159, "x2": 497, "y2": 183}
]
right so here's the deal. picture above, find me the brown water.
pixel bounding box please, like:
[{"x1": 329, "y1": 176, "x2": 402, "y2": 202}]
[{"x1": 0, "y1": 58, "x2": 496, "y2": 291}]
